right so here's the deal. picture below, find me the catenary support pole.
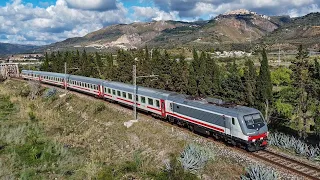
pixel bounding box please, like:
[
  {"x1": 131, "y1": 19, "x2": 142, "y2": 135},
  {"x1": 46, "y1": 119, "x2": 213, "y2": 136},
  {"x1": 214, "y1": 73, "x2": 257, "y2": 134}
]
[{"x1": 133, "y1": 65, "x2": 137, "y2": 120}]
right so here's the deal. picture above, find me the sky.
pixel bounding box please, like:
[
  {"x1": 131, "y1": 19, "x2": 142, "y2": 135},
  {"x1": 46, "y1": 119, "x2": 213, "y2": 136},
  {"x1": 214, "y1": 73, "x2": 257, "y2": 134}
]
[{"x1": 0, "y1": 0, "x2": 319, "y2": 46}]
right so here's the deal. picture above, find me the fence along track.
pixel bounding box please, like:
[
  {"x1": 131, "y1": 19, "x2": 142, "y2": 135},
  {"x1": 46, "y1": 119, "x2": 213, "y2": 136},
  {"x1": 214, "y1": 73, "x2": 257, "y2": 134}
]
[{"x1": 253, "y1": 150, "x2": 320, "y2": 180}]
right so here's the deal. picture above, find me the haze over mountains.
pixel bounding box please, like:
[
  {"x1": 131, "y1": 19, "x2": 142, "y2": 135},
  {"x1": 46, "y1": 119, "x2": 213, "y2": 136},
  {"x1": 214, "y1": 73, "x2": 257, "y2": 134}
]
[{"x1": 1, "y1": 10, "x2": 320, "y2": 55}]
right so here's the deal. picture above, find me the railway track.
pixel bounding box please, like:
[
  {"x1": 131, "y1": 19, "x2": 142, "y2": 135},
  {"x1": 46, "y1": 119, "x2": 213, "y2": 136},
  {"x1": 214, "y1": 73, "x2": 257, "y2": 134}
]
[
  {"x1": 253, "y1": 150, "x2": 320, "y2": 180},
  {"x1": 9, "y1": 78, "x2": 320, "y2": 179}
]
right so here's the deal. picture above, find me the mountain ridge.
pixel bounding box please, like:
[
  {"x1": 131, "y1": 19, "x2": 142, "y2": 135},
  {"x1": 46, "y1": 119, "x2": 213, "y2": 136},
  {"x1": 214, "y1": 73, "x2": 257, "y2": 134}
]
[{"x1": 2, "y1": 10, "x2": 320, "y2": 55}]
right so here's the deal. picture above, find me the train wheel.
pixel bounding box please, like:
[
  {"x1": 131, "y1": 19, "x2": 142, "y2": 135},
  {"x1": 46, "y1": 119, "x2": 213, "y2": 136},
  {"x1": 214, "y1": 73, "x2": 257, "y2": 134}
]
[
  {"x1": 189, "y1": 125, "x2": 194, "y2": 132},
  {"x1": 246, "y1": 145, "x2": 256, "y2": 152}
]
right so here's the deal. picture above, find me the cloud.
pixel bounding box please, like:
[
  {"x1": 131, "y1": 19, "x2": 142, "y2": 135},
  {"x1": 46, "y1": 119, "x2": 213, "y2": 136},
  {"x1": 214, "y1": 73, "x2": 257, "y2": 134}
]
[
  {"x1": 65, "y1": 0, "x2": 117, "y2": 11},
  {"x1": 0, "y1": 0, "x2": 129, "y2": 45},
  {"x1": 132, "y1": 6, "x2": 178, "y2": 21},
  {"x1": 152, "y1": 0, "x2": 320, "y2": 18}
]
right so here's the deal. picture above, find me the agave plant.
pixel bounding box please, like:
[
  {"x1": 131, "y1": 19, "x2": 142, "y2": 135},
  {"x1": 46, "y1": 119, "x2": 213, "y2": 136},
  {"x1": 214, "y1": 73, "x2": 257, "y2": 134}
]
[
  {"x1": 179, "y1": 144, "x2": 213, "y2": 173},
  {"x1": 268, "y1": 132, "x2": 320, "y2": 160},
  {"x1": 241, "y1": 165, "x2": 278, "y2": 180},
  {"x1": 43, "y1": 88, "x2": 57, "y2": 98}
]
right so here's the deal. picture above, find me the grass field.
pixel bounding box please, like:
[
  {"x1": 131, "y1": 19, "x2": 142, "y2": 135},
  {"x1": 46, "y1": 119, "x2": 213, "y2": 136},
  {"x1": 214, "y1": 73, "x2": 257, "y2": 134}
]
[{"x1": 0, "y1": 80, "x2": 245, "y2": 179}]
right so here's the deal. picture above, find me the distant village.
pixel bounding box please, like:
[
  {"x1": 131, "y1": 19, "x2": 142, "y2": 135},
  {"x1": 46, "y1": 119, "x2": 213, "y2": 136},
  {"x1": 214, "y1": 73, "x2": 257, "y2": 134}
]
[{"x1": 0, "y1": 53, "x2": 44, "y2": 64}]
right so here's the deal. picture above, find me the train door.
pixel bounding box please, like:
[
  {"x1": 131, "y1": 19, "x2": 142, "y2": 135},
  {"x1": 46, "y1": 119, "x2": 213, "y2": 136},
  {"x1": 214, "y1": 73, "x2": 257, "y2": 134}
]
[
  {"x1": 230, "y1": 117, "x2": 241, "y2": 138},
  {"x1": 160, "y1": 99, "x2": 166, "y2": 117},
  {"x1": 224, "y1": 116, "x2": 231, "y2": 136}
]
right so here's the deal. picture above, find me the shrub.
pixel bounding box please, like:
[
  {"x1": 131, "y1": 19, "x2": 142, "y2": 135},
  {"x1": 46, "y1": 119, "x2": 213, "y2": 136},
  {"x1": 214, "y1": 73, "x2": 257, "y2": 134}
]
[
  {"x1": 151, "y1": 154, "x2": 199, "y2": 180},
  {"x1": 268, "y1": 132, "x2": 320, "y2": 160},
  {"x1": 241, "y1": 165, "x2": 278, "y2": 180},
  {"x1": 179, "y1": 144, "x2": 213, "y2": 173},
  {"x1": 0, "y1": 74, "x2": 6, "y2": 82},
  {"x1": 19, "y1": 88, "x2": 31, "y2": 97},
  {"x1": 43, "y1": 88, "x2": 57, "y2": 99},
  {"x1": 28, "y1": 111, "x2": 37, "y2": 122},
  {"x1": 94, "y1": 103, "x2": 106, "y2": 114},
  {"x1": 13, "y1": 140, "x2": 67, "y2": 167},
  {"x1": 0, "y1": 95, "x2": 15, "y2": 121}
]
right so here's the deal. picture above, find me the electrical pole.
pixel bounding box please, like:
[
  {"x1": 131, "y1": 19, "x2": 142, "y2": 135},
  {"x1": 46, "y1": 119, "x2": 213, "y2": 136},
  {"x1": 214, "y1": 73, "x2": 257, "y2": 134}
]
[
  {"x1": 132, "y1": 65, "x2": 158, "y2": 120},
  {"x1": 133, "y1": 65, "x2": 137, "y2": 120},
  {"x1": 64, "y1": 62, "x2": 67, "y2": 92}
]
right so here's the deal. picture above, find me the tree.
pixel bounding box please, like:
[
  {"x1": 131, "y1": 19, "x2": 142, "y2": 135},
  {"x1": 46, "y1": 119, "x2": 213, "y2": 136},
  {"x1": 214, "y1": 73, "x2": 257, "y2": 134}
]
[
  {"x1": 41, "y1": 52, "x2": 50, "y2": 71},
  {"x1": 314, "y1": 58, "x2": 320, "y2": 79},
  {"x1": 197, "y1": 52, "x2": 210, "y2": 96},
  {"x1": 244, "y1": 59, "x2": 256, "y2": 106},
  {"x1": 291, "y1": 45, "x2": 311, "y2": 138},
  {"x1": 95, "y1": 52, "x2": 104, "y2": 78},
  {"x1": 50, "y1": 52, "x2": 57, "y2": 73},
  {"x1": 256, "y1": 48, "x2": 273, "y2": 118},
  {"x1": 221, "y1": 60, "x2": 245, "y2": 103},
  {"x1": 116, "y1": 50, "x2": 134, "y2": 83},
  {"x1": 80, "y1": 49, "x2": 89, "y2": 76},
  {"x1": 105, "y1": 54, "x2": 114, "y2": 80},
  {"x1": 271, "y1": 67, "x2": 292, "y2": 86},
  {"x1": 187, "y1": 49, "x2": 199, "y2": 95},
  {"x1": 206, "y1": 56, "x2": 221, "y2": 96},
  {"x1": 171, "y1": 54, "x2": 189, "y2": 93}
]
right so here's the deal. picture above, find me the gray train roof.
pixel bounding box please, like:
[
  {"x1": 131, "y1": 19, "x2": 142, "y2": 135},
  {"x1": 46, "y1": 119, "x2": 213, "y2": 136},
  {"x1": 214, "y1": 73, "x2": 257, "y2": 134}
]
[
  {"x1": 168, "y1": 95, "x2": 261, "y2": 117},
  {"x1": 104, "y1": 81, "x2": 176, "y2": 99},
  {"x1": 23, "y1": 70, "x2": 261, "y2": 116},
  {"x1": 68, "y1": 74, "x2": 104, "y2": 84},
  {"x1": 22, "y1": 70, "x2": 66, "y2": 78}
]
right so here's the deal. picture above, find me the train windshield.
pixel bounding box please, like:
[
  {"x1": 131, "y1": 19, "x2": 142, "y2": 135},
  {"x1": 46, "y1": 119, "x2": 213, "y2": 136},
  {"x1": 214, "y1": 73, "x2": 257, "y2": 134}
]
[{"x1": 243, "y1": 114, "x2": 265, "y2": 129}]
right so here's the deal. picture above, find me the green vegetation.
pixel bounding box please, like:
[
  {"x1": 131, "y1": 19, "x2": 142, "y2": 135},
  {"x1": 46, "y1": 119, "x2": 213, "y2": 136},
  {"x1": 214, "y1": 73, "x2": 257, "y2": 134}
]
[
  {"x1": 268, "y1": 132, "x2": 320, "y2": 160},
  {"x1": 241, "y1": 165, "x2": 278, "y2": 180},
  {"x1": 0, "y1": 80, "x2": 245, "y2": 179},
  {"x1": 39, "y1": 45, "x2": 320, "y2": 140},
  {"x1": 0, "y1": 95, "x2": 15, "y2": 121}
]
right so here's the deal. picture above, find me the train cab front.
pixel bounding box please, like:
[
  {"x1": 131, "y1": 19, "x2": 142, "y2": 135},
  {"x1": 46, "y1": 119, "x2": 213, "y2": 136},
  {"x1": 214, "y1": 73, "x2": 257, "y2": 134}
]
[
  {"x1": 242, "y1": 113, "x2": 268, "y2": 151},
  {"x1": 248, "y1": 132, "x2": 268, "y2": 151}
]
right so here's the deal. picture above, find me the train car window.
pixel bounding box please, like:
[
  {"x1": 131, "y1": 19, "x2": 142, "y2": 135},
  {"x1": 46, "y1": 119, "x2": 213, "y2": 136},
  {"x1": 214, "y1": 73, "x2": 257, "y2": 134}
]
[
  {"x1": 108, "y1": 88, "x2": 111, "y2": 94},
  {"x1": 232, "y1": 118, "x2": 235, "y2": 125},
  {"x1": 136, "y1": 95, "x2": 139, "y2": 101},
  {"x1": 128, "y1": 93, "x2": 132, "y2": 100},
  {"x1": 141, "y1": 97, "x2": 146, "y2": 104},
  {"x1": 156, "y1": 100, "x2": 160, "y2": 108},
  {"x1": 148, "y1": 98, "x2": 153, "y2": 106},
  {"x1": 170, "y1": 103, "x2": 173, "y2": 110},
  {"x1": 117, "y1": 91, "x2": 121, "y2": 96},
  {"x1": 112, "y1": 90, "x2": 116, "y2": 95},
  {"x1": 122, "y1": 92, "x2": 127, "y2": 98}
]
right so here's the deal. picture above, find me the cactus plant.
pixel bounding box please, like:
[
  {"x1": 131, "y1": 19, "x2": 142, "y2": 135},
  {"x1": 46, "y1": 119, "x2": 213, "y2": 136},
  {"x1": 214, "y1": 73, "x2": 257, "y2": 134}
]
[
  {"x1": 43, "y1": 88, "x2": 57, "y2": 98},
  {"x1": 179, "y1": 144, "x2": 213, "y2": 173},
  {"x1": 268, "y1": 132, "x2": 320, "y2": 160},
  {"x1": 241, "y1": 165, "x2": 278, "y2": 180}
]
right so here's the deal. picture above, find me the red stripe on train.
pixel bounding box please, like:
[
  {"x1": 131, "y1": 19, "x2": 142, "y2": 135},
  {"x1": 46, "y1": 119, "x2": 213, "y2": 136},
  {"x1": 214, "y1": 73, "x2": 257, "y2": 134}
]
[
  {"x1": 147, "y1": 106, "x2": 162, "y2": 112},
  {"x1": 248, "y1": 132, "x2": 267, "y2": 141}
]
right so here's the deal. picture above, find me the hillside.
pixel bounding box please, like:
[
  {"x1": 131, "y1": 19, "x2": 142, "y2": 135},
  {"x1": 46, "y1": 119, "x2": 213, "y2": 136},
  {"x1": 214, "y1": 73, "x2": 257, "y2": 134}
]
[
  {"x1": 0, "y1": 79, "x2": 249, "y2": 179},
  {"x1": 0, "y1": 43, "x2": 38, "y2": 55},
  {"x1": 44, "y1": 11, "x2": 320, "y2": 51},
  {"x1": 46, "y1": 10, "x2": 285, "y2": 50},
  {"x1": 47, "y1": 21, "x2": 193, "y2": 50},
  {"x1": 263, "y1": 12, "x2": 320, "y2": 50}
]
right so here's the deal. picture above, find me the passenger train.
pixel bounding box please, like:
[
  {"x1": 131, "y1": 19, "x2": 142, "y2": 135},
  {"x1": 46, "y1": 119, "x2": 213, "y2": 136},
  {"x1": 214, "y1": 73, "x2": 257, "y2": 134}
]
[{"x1": 21, "y1": 70, "x2": 268, "y2": 151}]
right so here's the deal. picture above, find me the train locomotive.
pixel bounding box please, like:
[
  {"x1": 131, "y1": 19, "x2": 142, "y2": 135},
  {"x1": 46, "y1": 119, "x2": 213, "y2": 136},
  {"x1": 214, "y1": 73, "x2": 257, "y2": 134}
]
[{"x1": 21, "y1": 70, "x2": 268, "y2": 151}]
